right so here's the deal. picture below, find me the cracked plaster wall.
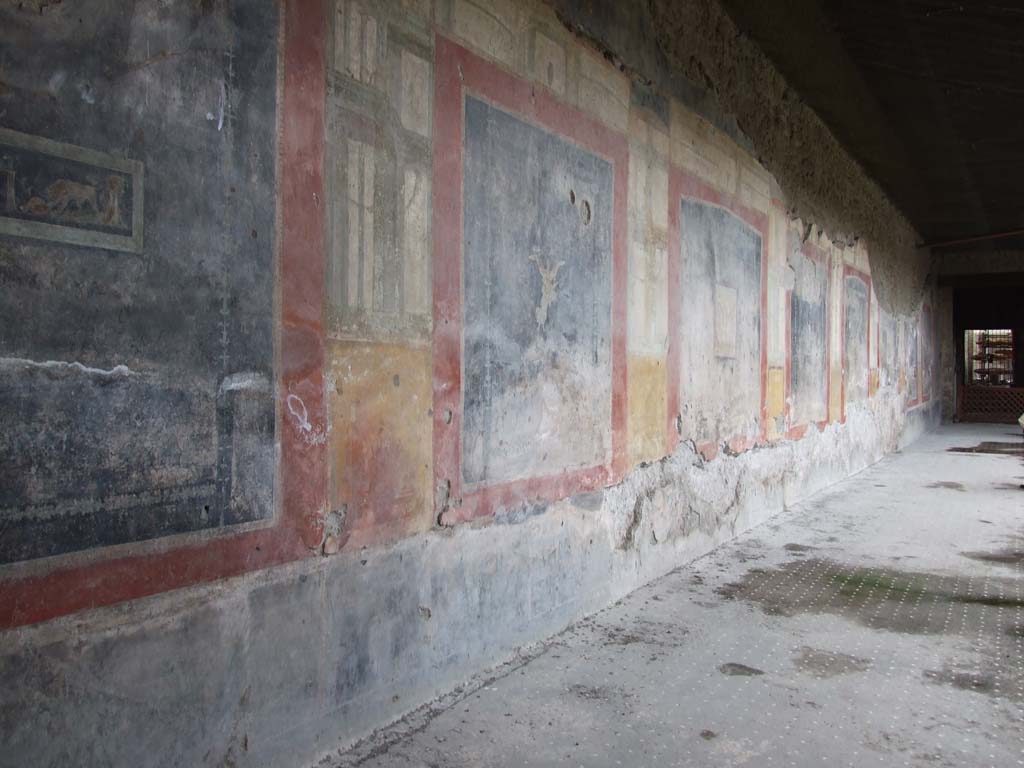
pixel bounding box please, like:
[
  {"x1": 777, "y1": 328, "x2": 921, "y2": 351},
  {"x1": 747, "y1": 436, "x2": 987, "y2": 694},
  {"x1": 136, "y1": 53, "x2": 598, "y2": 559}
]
[{"x1": 0, "y1": 0, "x2": 944, "y2": 765}]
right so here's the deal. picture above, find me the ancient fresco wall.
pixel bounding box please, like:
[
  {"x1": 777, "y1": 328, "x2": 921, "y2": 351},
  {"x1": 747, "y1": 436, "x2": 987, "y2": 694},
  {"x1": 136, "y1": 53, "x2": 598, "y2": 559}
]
[
  {"x1": 920, "y1": 304, "x2": 934, "y2": 401},
  {"x1": 0, "y1": 0, "x2": 278, "y2": 564},
  {"x1": 843, "y1": 272, "x2": 870, "y2": 406},
  {"x1": 625, "y1": 84, "x2": 670, "y2": 468},
  {"x1": 675, "y1": 199, "x2": 764, "y2": 450},
  {"x1": 906, "y1": 315, "x2": 920, "y2": 404},
  {"x1": 879, "y1": 306, "x2": 899, "y2": 388},
  {"x1": 461, "y1": 96, "x2": 614, "y2": 485},
  {"x1": 0, "y1": 3, "x2": 948, "y2": 766},
  {"x1": 324, "y1": 0, "x2": 435, "y2": 548},
  {"x1": 0, "y1": 0, "x2": 944, "y2": 631},
  {"x1": 789, "y1": 239, "x2": 829, "y2": 427},
  {"x1": 432, "y1": 33, "x2": 629, "y2": 523}
]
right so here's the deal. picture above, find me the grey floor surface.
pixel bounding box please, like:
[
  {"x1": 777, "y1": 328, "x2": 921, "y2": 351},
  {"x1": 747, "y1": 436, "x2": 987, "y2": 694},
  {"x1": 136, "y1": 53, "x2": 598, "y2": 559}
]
[{"x1": 326, "y1": 423, "x2": 1024, "y2": 768}]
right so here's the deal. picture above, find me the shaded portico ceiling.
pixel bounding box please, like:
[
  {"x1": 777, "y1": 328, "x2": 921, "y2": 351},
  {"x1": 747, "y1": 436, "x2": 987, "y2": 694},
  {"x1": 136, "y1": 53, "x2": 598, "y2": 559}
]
[{"x1": 717, "y1": 0, "x2": 1024, "y2": 252}]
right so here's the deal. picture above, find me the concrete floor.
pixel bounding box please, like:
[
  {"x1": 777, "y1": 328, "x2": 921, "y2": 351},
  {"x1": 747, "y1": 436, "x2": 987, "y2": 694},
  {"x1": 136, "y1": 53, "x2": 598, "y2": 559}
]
[{"x1": 325, "y1": 424, "x2": 1024, "y2": 768}]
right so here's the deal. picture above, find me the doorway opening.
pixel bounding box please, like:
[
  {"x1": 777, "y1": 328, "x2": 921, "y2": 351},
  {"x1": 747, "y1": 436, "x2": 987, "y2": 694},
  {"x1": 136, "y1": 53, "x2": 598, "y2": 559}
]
[{"x1": 960, "y1": 329, "x2": 1023, "y2": 422}]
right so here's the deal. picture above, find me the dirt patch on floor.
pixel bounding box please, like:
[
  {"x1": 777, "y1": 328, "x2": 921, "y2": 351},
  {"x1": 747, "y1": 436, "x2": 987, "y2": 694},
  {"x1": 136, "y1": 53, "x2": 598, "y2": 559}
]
[
  {"x1": 718, "y1": 662, "x2": 764, "y2": 676},
  {"x1": 714, "y1": 557, "x2": 1024, "y2": 701},
  {"x1": 926, "y1": 481, "x2": 966, "y2": 491},
  {"x1": 714, "y1": 557, "x2": 1024, "y2": 634},
  {"x1": 596, "y1": 618, "x2": 689, "y2": 649},
  {"x1": 793, "y1": 647, "x2": 871, "y2": 678},
  {"x1": 992, "y1": 482, "x2": 1024, "y2": 491},
  {"x1": 923, "y1": 668, "x2": 998, "y2": 697},
  {"x1": 567, "y1": 684, "x2": 613, "y2": 701},
  {"x1": 960, "y1": 548, "x2": 1024, "y2": 568},
  {"x1": 948, "y1": 441, "x2": 1024, "y2": 456}
]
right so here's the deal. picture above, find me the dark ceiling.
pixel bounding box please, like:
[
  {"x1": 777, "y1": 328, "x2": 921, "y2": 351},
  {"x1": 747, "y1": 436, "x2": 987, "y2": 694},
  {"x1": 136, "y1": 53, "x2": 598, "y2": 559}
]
[{"x1": 718, "y1": 0, "x2": 1024, "y2": 251}]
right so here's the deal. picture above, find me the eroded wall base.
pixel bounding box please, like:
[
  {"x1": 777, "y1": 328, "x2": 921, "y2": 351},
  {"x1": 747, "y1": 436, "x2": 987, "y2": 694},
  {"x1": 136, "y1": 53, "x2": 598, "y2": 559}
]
[{"x1": 0, "y1": 393, "x2": 938, "y2": 768}]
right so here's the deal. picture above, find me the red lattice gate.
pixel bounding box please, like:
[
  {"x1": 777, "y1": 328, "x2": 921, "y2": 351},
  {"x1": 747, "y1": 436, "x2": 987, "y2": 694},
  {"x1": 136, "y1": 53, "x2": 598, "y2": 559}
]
[{"x1": 959, "y1": 386, "x2": 1024, "y2": 423}]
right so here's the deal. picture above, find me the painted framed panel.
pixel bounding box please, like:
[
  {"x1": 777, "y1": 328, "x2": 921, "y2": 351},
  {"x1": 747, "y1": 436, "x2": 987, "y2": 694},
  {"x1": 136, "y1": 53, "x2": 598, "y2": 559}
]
[
  {"x1": 906, "y1": 314, "x2": 920, "y2": 406},
  {"x1": 0, "y1": 1, "x2": 327, "y2": 629},
  {"x1": 432, "y1": 35, "x2": 628, "y2": 524},
  {"x1": 0, "y1": 128, "x2": 143, "y2": 253},
  {"x1": 841, "y1": 266, "x2": 871, "y2": 419},
  {"x1": 920, "y1": 304, "x2": 933, "y2": 401},
  {"x1": 667, "y1": 168, "x2": 768, "y2": 458},
  {"x1": 0, "y1": 3, "x2": 280, "y2": 568},
  {"x1": 324, "y1": 0, "x2": 434, "y2": 342},
  {"x1": 788, "y1": 240, "x2": 830, "y2": 434},
  {"x1": 878, "y1": 306, "x2": 898, "y2": 388}
]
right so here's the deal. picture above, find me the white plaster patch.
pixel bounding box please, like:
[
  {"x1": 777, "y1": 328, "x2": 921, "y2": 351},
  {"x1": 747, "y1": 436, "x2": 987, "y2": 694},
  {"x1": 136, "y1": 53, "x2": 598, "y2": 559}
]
[
  {"x1": 577, "y1": 53, "x2": 629, "y2": 132},
  {"x1": 649, "y1": 167, "x2": 669, "y2": 231},
  {"x1": 453, "y1": 0, "x2": 518, "y2": 67},
  {"x1": 0, "y1": 357, "x2": 135, "y2": 381},
  {"x1": 402, "y1": 167, "x2": 431, "y2": 317},
  {"x1": 345, "y1": 138, "x2": 376, "y2": 310},
  {"x1": 337, "y1": 0, "x2": 380, "y2": 86},
  {"x1": 218, "y1": 371, "x2": 269, "y2": 395},
  {"x1": 533, "y1": 30, "x2": 566, "y2": 95},
  {"x1": 714, "y1": 285, "x2": 738, "y2": 358},
  {"x1": 399, "y1": 50, "x2": 431, "y2": 138}
]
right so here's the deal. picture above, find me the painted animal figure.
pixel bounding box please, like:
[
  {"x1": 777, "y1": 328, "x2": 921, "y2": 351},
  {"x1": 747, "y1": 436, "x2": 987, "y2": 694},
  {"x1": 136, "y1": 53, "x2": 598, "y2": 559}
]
[
  {"x1": 44, "y1": 178, "x2": 98, "y2": 217},
  {"x1": 21, "y1": 178, "x2": 98, "y2": 220}
]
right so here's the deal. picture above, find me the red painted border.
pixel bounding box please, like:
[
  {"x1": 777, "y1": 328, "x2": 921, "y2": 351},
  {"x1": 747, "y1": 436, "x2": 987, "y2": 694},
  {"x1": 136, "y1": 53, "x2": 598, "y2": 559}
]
[
  {"x1": 839, "y1": 263, "x2": 872, "y2": 423},
  {"x1": 432, "y1": 36, "x2": 629, "y2": 524},
  {"x1": 785, "y1": 239, "x2": 832, "y2": 439},
  {"x1": 784, "y1": 287, "x2": 793, "y2": 433},
  {"x1": 919, "y1": 303, "x2": 932, "y2": 402},
  {"x1": 905, "y1": 312, "x2": 922, "y2": 408},
  {"x1": 666, "y1": 167, "x2": 769, "y2": 457},
  {"x1": 875, "y1": 292, "x2": 882, "y2": 370},
  {"x1": 0, "y1": 0, "x2": 328, "y2": 630}
]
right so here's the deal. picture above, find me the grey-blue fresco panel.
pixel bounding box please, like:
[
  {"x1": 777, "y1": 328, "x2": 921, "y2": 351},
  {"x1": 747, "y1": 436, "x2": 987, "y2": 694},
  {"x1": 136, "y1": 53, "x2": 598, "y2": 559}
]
[
  {"x1": 461, "y1": 96, "x2": 614, "y2": 487},
  {"x1": 678, "y1": 201, "x2": 762, "y2": 445}
]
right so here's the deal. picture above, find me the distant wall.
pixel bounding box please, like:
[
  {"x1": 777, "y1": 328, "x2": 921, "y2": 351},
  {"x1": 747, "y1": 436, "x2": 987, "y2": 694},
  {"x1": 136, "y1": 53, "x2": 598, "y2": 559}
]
[
  {"x1": 0, "y1": 1, "x2": 941, "y2": 766},
  {"x1": 938, "y1": 256, "x2": 1024, "y2": 415}
]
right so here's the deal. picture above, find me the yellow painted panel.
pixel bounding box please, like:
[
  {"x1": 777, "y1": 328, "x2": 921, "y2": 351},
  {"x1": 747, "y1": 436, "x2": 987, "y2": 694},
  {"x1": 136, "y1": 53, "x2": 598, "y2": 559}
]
[
  {"x1": 765, "y1": 366, "x2": 786, "y2": 441},
  {"x1": 327, "y1": 340, "x2": 433, "y2": 548},
  {"x1": 766, "y1": 367, "x2": 785, "y2": 418},
  {"x1": 829, "y1": 367, "x2": 843, "y2": 422},
  {"x1": 628, "y1": 354, "x2": 667, "y2": 468}
]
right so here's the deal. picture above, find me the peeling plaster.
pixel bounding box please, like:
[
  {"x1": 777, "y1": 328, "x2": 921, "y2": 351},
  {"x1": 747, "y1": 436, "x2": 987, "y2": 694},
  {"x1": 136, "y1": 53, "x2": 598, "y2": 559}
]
[
  {"x1": 0, "y1": 356, "x2": 135, "y2": 381},
  {"x1": 602, "y1": 386, "x2": 921, "y2": 556},
  {"x1": 218, "y1": 371, "x2": 269, "y2": 394}
]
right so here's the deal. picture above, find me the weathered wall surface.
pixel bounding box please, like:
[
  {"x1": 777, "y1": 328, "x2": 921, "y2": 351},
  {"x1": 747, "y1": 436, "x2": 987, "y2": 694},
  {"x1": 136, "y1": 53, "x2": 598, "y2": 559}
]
[
  {"x1": 789, "y1": 238, "x2": 829, "y2": 428},
  {"x1": 0, "y1": 0, "x2": 279, "y2": 564},
  {"x1": 676, "y1": 199, "x2": 763, "y2": 450},
  {"x1": 0, "y1": 0, "x2": 942, "y2": 766},
  {"x1": 640, "y1": 0, "x2": 931, "y2": 316}
]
